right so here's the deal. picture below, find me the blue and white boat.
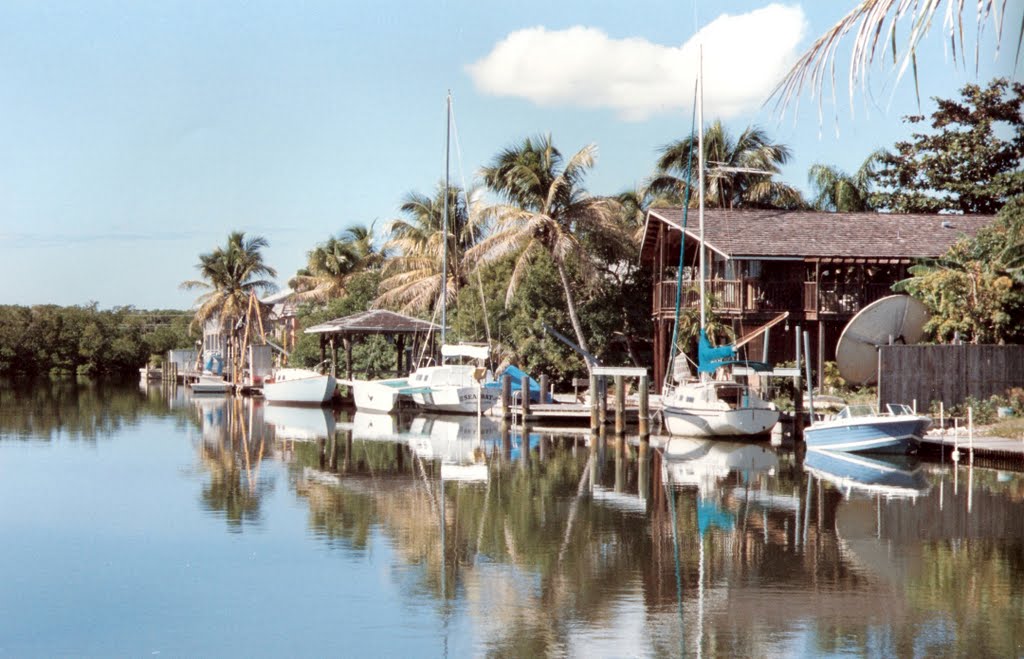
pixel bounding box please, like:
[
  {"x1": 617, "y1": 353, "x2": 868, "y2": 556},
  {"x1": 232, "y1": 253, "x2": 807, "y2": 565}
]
[
  {"x1": 804, "y1": 449, "x2": 930, "y2": 499},
  {"x1": 804, "y1": 404, "x2": 930, "y2": 454}
]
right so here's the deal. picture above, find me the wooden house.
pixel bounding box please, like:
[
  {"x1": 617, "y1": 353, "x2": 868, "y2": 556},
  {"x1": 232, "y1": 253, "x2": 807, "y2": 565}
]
[{"x1": 640, "y1": 208, "x2": 994, "y2": 392}]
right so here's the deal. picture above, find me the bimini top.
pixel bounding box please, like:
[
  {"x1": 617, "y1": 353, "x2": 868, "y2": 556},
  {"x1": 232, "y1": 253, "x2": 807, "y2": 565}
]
[{"x1": 441, "y1": 343, "x2": 489, "y2": 360}]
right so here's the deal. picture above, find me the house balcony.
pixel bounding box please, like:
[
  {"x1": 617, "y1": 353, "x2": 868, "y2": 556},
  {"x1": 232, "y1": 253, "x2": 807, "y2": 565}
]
[{"x1": 654, "y1": 279, "x2": 895, "y2": 318}]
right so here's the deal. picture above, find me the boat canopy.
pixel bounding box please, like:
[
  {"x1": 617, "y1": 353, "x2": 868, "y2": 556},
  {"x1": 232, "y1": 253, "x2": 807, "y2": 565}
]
[{"x1": 441, "y1": 343, "x2": 489, "y2": 360}]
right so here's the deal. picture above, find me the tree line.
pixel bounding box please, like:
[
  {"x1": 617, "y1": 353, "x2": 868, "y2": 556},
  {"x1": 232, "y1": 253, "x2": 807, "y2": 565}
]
[
  {"x1": 0, "y1": 304, "x2": 193, "y2": 377},
  {"x1": 3, "y1": 79, "x2": 1020, "y2": 380}
]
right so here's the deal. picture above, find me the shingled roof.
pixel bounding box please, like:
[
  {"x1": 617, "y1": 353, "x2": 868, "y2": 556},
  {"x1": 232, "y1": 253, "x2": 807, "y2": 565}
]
[
  {"x1": 640, "y1": 208, "x2": 994, "y2": 261},
  {"x1": 305, "y1": 309, "x2": 440, "y2": 335}
]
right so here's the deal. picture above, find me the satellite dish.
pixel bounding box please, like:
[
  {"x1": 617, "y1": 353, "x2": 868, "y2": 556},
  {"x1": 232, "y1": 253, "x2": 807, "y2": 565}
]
[{"x1": 835, "y1": 295, "x2": 929, "y2": 386}]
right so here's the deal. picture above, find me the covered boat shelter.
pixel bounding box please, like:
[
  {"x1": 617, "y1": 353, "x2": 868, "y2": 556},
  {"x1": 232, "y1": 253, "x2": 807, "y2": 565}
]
[{"x1": 304, "y1": 309, "x2": 441, "y2": 381}]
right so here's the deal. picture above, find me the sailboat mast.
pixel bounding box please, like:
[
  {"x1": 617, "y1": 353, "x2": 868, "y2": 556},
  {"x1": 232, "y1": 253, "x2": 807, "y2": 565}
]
[
  {"x1": 441, "y1": 92, "x2": 451, "y2": 358},
  {"x1": 697, "y1": 50, "x2": 706, "y2": 332}
]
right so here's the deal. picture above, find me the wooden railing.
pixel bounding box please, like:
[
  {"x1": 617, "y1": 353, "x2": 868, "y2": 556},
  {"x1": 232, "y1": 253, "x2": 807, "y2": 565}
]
[
  {"x1": 656, "y1": 279, "x2": 895, "y2": 316},
  {"x1": 804, "y1": 282, "x2": 895, "y2": 314}
]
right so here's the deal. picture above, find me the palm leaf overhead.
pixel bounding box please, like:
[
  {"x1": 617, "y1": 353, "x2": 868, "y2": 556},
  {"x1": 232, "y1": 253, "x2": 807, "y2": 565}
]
[{"x1": 768, "y1": 0, "x2": 1021, "y2": 115}]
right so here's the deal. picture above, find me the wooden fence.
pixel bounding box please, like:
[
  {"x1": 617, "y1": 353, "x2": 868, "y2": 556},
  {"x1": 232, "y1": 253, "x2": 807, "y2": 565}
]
[{"x1": 878, "y1": 345, "x2": 1024, "y2": 409}]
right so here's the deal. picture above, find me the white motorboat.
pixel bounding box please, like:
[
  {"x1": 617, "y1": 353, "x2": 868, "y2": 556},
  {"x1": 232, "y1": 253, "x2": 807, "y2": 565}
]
[
  {"x1": 408, "y1": 345, "x2": 500, "y2": 415},
  {"x1": 804, "y1": 404, "x2": 930, "y2": 454},
  {"x1": 263, "y1": 368, "x2": 337, "y2": 405},
  {"x1": 190, "y1": 372, "x2": 229, "y2": 395}
]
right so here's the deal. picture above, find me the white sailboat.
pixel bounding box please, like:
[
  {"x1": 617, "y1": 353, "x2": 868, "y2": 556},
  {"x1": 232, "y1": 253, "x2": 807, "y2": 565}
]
[
  {"x1": 409, "y1": 94, "x2": 499, "y2": 416},
  {"x1": 349, "y1": 93, "x2": 495, "y2": 416},
  {"x1": 263, "y1": 366, "x2": 337, "y2": 405},
  {"x1": 660, "y1": 55, "x2": 779, "y2": 438}
]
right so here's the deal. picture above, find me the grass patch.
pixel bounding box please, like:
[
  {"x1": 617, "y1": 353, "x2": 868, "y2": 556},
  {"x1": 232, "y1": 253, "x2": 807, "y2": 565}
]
[{"x1": 988, "y1": 417, "x2": 1024, "y2": 440}]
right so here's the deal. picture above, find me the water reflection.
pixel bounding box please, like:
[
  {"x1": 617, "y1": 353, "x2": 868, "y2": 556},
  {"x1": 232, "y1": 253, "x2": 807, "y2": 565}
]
[
  {"x1": 190, "y1": 394, "x2": 273, "y2": 531},
  {"x1": 804, "y1": 449, "x2": 930, "y2": 499},
  {"x1": 2, "y1": 383, "x2": 1022, "y2": 656}
]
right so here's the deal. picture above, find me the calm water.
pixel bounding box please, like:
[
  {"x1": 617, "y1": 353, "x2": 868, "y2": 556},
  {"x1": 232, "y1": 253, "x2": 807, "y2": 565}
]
[{"x1": 1, "y1": 380, "x2": 1022, "y2": 658}]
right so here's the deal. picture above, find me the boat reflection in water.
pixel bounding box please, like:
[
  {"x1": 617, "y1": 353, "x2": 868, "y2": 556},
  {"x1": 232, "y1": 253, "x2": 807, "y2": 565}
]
[
  {"x1": 661, "y1": 436, "x2": 778, "y2": 493},
  {"x1": 804, "y1": 448, "x2": 930, "y2": 500},
  {"x1": 408, "y1": 414, "x2": 499, "y2": 482},
  {"x1": 264, "y1": 405, "x2": 336, "y2": 442}
]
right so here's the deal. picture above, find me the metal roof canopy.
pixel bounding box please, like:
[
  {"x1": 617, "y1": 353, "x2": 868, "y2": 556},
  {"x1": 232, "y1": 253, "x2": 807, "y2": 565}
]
[{"x1": 305, "y1": 309, "x2": 441, "y2": 336}]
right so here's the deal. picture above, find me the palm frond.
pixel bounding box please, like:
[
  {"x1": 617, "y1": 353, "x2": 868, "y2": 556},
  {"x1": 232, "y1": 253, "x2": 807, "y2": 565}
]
[{"x1": 768, "y1": 0, "x2": 1016, "y2": 117}]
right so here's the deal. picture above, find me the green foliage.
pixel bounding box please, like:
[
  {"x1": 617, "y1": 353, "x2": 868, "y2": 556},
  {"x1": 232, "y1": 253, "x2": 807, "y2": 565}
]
[
  {"x1": 871, "y1": 78, "x2": 1024, "y2": 214},
  {"x1": 289, "y1": 272, "x2": 395, "y2": 376},
  {"x1": 0, "y1": 304, "x2": 195, "y2": 377},
  {"x1": 650, "y1": 120, "x2": 805, "y2": 209},
  {"x1": 807, "y1": 153, "x2": 880, "y2": 212},
  {"x1": 897, "y1": 196, "x2": 1024, "y2": 343}
]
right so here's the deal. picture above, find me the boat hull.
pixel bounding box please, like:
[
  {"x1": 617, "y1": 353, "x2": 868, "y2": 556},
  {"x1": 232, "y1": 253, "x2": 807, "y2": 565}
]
[
  {"x1": 412, "y1": 386, "x2": 500, "y2": 415},
  {"x1": 662, "y1": 405, "x2": 779, "y2": 437},
  {"x1": 264, "y1": 370, "x2": 337, "y2": 405},
  {"x1": 804, "y1": 416, "x2": 929, "y2": 454},
  {"x1": 351, "y1": 378, "x2": 410, "y2": 412},
  {"x1": 190, "y1": 374, "x2": 229, "y2": 394}
]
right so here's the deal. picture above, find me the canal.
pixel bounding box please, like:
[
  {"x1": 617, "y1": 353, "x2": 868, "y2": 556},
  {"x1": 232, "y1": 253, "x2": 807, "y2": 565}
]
[{"x1": 1, "y1": 380, "x2": 1022, "y2": 657}]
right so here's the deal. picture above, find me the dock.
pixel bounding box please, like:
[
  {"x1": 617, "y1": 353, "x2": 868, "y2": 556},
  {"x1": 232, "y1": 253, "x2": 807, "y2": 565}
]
[{"x1": 920, "y1": 429, "x2": 1024, "y2": 468}]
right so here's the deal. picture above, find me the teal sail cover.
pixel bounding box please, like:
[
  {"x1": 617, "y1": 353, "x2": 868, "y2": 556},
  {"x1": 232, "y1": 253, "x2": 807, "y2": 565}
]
[{"x1": 697, "y1": 329, "x2": 735, "y2": 374}]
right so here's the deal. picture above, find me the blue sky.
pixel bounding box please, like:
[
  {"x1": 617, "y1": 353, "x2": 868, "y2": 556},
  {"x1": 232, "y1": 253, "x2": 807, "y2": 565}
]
[{"x1": 1, "y1": 1, "x2": 1019, "y2": 309}]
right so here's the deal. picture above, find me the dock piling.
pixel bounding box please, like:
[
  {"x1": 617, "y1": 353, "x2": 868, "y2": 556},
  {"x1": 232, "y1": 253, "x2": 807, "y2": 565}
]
[
  {"x1": 520, "y1": 374, "x2": 531, "y2": 419},
  {"x1": 638, "y1": 375, "x2": 650, "y2": 437},
  {"x1": 501, "y1": 374, "x2": 511, "y2": 419},
  {"x1": 614, "y1": 375, "x2": 625, "y2": 435}
]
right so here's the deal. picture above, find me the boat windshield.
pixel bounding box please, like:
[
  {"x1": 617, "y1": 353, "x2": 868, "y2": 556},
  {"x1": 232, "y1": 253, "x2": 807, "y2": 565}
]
[
  {"x1": 886, "y1": 403, "x2": 915, "y2": 416},
  {"x1": 836, "y1": 404, "x2": 877, "y2": 419}
]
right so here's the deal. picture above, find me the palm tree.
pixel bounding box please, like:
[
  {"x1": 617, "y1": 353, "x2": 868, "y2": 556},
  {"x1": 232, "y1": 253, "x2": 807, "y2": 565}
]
[
  {"x1": 470, "y1": 134, "x2": 626, "y2": 359},
  {"x1": 180, "y1": 231, "x2": 277, "y2": 333},
  {"x1": 769, "y1": 0, "x2": 1019, "y2": 113},
  {"x1": 374, "y1": 184, "x2": 482, "y2": 314},
  {"x1": 290, "y1": 223, "x2": 384, "y2": 303},
  {"x1": 807, "y1": 151, "x2": 882, "y2": 211},
  {"x1": 649, "y1": 120, "x2": 804, "y2": 209}
]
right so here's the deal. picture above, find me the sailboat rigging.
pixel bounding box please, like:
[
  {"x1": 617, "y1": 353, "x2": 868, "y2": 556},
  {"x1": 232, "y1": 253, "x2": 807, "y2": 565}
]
[
  {"x1": 408, "y1": 91, "x2": 499, "y2": 414},
  {"x1": 660, "y1": 51, "x2": 780, "y2": 438}
]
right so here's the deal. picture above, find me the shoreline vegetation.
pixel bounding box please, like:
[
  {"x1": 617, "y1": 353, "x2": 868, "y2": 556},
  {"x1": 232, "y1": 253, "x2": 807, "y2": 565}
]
[{"x1": 2, "y1": 80, "x2": 1021, "y2": 396}]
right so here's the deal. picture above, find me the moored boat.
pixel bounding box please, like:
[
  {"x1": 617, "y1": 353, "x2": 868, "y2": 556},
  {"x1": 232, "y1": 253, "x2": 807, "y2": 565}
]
[
  {"x1": 349, "y1": 376, "x2": 413, "y2": 413},
  {"x1": 263, "y1": 367, "x2": 337, "y2": 405},
  {"x1": 190, "y1": 372, "x2": 230, "y2": 395},
  {"x1": 804, "y1": 404, "x2": 930, "y2": 454},
  {"x1": 662, "y1": 379, "x2": 779, "y2": 437},
  {"x1": 408, "y1": 363, "x2": 500, "y2": 415}
]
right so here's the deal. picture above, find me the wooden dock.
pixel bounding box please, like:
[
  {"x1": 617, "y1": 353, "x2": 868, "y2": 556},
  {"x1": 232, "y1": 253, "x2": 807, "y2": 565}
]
[{"x1": 920, "y1": 430, "x2": 1024, "y2": 466}]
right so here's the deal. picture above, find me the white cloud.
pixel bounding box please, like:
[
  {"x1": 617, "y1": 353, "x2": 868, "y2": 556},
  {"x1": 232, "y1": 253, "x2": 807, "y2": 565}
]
[{"x1": 466, "y1": 4, "x2": 807, "y2": 121}]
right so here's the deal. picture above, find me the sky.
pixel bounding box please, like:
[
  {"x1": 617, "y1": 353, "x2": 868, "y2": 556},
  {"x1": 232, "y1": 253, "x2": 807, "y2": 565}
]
[{"x1": 1, "y1": 0, "x2": 1020, "y2": 310}]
